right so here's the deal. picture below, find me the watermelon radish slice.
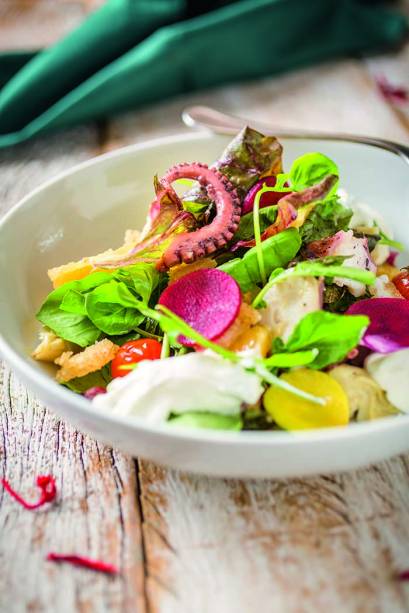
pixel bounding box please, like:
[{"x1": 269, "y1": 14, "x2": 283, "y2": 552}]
[
  {"x1": 242, "y1": 176, "x2": 290, "y2": 215},
  {"x1": 347, "y1": 297, "x2": 409, "y2": 353},
  {"x1": 159, "y1": 269, "x2": 241, "y2": 346}
]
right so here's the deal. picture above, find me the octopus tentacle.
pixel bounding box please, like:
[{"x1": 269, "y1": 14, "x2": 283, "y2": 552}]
[{"x1": 158, "y1": 162, "x2": 241, "y2": 270}]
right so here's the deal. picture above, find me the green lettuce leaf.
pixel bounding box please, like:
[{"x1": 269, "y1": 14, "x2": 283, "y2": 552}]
[
  {"x1": 299, "y1": 196, "x2": 352, "y2": 243},
  {"x1": 218, "y1": 228, "x2": 301, "y2": 292},
  {"x1": 283, "y1": 311, "x2": 369, "y2": 369}
]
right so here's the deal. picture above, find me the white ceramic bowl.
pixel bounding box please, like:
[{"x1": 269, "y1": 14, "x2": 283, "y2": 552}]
[{"x1": 1, "y1": 132, "x2": 409, "y2": 478}]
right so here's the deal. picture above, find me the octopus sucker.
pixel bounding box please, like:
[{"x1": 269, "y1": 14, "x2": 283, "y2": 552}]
[{"x1": 158, "y1": 162, "x2": 241, "y2": 270}]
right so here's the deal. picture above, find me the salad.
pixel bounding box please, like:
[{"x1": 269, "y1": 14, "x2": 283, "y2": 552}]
[{"x1": 33, "y1": 127, "x2": 409, "y2": 432}]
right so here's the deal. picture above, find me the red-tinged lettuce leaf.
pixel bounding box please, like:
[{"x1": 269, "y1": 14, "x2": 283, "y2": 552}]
[
  {"x1": 182, "y1": 127, "x2": 283, "y2": 209},
  {"x1": 97, "y1": 182, "x2": 197, "y2": 269},
  {"x1": 347, "y1": 297, "x2": 409, "y2": 353},
  {"x1": 234, "y1": 175, "x2": 337, "y2": 249}
]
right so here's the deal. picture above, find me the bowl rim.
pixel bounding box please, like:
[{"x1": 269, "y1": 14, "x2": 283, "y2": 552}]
[{"x1": 1, "y1": 130, "x2": 408, "y2": 447}]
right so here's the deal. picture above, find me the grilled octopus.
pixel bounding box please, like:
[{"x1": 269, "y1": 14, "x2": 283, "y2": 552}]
[{"x1": 157, "y1": 162, "x2": 241, "y2": 270}]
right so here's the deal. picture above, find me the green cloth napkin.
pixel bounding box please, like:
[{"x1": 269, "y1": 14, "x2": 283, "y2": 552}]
[{"x1": 0, "y1": 0, "x2": 406, "y2": 148}]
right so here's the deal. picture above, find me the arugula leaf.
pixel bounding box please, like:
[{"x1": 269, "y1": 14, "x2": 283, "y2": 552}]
[
  {"x1": 284, "y1": 311, "x2": 369, "y2": 369},
  {"x1": 263, "y1": 348, "x2": 319, "y2": 368},
  {"x1": 168, "y1": 412, "x2": 242, "y2": 431},
  {"x1": 253, "y1": 182, "x2": 267, "y2": 285},
  {"x1": 36, "y1": 272, "x2": 112, "y2": 346},
  {"x1": 252, "y1": 257, "x2": 375, "y2": 307},
  {"x1": 377, "y1": 230, "x2": 404, "y2": 251},
  {"x1": 235, "y1": 205, "x2": 278, "y2": 241},
  {"x1": 299, "y1": 196, "x2": 352, "y2": 243},
  {"x1": 218, "y1": 228, "x2": 301, "y2": 292},
  {"x1": 289, "y1": 152, "x2": 339, "y2": 193}
]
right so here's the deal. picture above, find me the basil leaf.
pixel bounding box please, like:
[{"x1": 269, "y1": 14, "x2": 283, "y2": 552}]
[
  {"x1": 299, "y1": 196, "x2": 352, "y2": 243},
  {"x1": 235, "y1": 205, "x2": 278, "y2": 241},
  {"x1": 60, "y1": 289, "x2": 87, "y2": 315},
  {"x1": 36, "y1": 272, "x2": 112, "y2": 346},
  {"x1": 219, "y1": 228, "x2": 301, "y2": 292},
  {"x1": 85, "y1": 281, "x2": 145, "y2": 336},
  {"x1": 284, "y1": 311, "x2": 369, "y2": 369},
  {"x1": 168, "y1": 412, "x2": 242, "y2": 431},
  {"x1": 377, "y1": 230, "x2": 404, "y2": 251},
  {"x1": 115, "y1": 263, "x2": 160, "y2": 303},
  {"x1": 289, "y1": 152, "x2": 339, "y2": 193},
  {"x1": 36, "y1": 264, "x2": 160, "y2": 346}
]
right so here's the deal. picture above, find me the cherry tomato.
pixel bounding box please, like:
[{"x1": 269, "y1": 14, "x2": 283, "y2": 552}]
[
  {"x1": 111, "y1": 339, "x2": 162, "y2": 378},
  {"x1": 393, "y1": 270, "x2": 409, "y2": 300}
]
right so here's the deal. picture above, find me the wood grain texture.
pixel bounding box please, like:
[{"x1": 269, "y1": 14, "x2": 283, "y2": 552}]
[
  {"x1": 105, "y1": 50, "x2": 409, "y2": 613},
  {"x1": 139, "y1": 461, "x2": 409, "y2": 613},
  {"x1": 1, "y1": 5, "x2": 409, "y2": 611},
  {"x1": 0, "y1": 129, "x2": 146, "y2": 613}
]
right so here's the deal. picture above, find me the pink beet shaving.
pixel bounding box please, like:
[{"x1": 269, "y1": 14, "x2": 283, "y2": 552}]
[
  {"x1": 347, "y1": 298, "x2": 409, "y2": 353},
  {"x1": 159, "y1": 268, "x2": 241, "y2": 346}
]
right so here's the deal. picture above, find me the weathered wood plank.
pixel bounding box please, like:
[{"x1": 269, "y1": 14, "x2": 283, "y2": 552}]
[
  {"x1": 104, "y1": 56, "x2": 409, "y2": 613},
  {"x1": 1, "y1": 11, "x2": 409, "y2": 611},
  {"x1": 0, "y1": 128, "x2": 146, "y2": 612},
  {"x1": 139, "y1": 461, "x2": 409, "y2": 613}
]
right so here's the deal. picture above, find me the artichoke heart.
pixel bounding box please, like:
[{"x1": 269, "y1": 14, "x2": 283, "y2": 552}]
[{"x1": 329, "y1": 364, "x2": 398, "y2": 421}]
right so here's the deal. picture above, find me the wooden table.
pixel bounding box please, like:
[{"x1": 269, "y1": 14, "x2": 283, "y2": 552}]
[{"x1": 1, "y1": 3, "x2": 409, "y2": 611}]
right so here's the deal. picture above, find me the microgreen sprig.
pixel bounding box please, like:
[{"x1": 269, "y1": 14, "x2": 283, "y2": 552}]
[
  {"x1": 137, "y1": 305, "x2": 324, "y2": 405},
  {"x1": 252, "y1": 259, "x2": 376, "y2": 308}
]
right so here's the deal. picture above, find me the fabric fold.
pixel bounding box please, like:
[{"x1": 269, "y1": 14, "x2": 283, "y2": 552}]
[{"x1": 0, "y1": 0, "x2": 406, "y2": 148}]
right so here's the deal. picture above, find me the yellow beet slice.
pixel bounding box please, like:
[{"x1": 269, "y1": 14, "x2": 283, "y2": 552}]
[{"x1": 263, "y1": 369, "x2": 349, "y2": 430}]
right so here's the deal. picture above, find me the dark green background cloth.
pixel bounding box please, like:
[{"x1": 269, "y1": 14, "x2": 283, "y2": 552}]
[{"x1": 0, "y1": 0, "x2": 407, "y2": 148}]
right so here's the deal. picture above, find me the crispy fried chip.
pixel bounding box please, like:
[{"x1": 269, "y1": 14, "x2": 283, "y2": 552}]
[
  {"x1": 54, "y1": 339, "x2": 119, "y2": 383},
  {"x1": 32, "y1": 329, "x2": 74, "y2": 363}
]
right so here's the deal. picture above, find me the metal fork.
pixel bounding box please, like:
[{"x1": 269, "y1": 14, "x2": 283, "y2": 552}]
[{"x1": 182, "y1": 105, "x2": 409, "y2": 166}]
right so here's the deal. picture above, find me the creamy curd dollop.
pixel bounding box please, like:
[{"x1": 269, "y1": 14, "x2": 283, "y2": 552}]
[
  {"x1": 93, "y1": 352, "x2": 263, "y2": 424},
  {"x1": 365, "y1": 348, "x2": 409, "y2": 413}
]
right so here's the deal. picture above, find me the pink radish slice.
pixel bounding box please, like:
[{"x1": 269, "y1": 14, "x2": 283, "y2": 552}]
[
  {"x1": 347, "y1": 297, "x2": 409, "y2": 353},
  {"x1": 159, "y1": 268, "x2": 241, "y2": 346},
  {"x1": 242, "y1": 176, "x2": 290, "y2": 215}
]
